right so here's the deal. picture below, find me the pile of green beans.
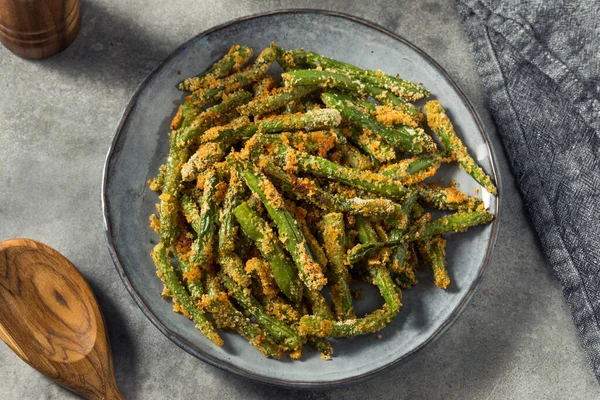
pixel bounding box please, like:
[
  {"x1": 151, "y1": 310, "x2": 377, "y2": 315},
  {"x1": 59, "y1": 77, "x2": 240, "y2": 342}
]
[{"x1": 149, "y1": 43, "x2": 496, "y2": 359}]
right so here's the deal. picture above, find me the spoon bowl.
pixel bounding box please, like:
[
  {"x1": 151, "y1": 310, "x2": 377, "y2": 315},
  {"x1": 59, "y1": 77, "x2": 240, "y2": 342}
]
[{"x1": 0, "y1": 238, "x2": 123, "y2": 400}]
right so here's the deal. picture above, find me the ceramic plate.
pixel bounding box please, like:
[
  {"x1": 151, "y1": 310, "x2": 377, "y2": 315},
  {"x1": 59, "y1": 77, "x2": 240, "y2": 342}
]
[{"x1": 102, "y1": 10, "x2": 500, "y2": 388}]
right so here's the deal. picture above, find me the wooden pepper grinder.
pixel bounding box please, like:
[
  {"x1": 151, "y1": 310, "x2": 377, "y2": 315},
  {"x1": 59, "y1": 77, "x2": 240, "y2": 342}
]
[{"x1": 0, "y1": 0, "x2": 81, "y2": 59}]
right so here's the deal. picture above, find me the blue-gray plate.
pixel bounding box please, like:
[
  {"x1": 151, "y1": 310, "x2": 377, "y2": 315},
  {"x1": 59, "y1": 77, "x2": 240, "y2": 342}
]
[{"x1": 102, "y1": 10, "x2": 500, "y2": 389}]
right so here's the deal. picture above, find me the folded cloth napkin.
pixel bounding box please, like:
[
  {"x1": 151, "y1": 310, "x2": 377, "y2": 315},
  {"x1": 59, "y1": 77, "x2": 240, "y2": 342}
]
[{"x1": 454, "y1": 0, "x2": 600, "y2": 380}]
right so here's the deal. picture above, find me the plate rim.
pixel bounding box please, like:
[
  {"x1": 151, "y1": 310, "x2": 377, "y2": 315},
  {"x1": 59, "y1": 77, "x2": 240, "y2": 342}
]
[{"x1": 101, "y1": 8, "x2": 501, "y2": 389}]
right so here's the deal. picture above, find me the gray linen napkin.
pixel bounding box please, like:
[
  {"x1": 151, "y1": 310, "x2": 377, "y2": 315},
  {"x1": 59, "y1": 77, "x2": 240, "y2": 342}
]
[{"x1": 454, "y1": 0, "x2": 600, "y2": 380}]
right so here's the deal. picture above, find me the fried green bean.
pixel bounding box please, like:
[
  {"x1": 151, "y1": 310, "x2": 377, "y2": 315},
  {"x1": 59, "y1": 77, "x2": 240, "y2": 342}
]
[
  {"x1": 424, "y1": 100, "x2": 497, "y2": 195},
  {"x1": 180, "y1": 45, "x2": 254, "y2": 92},
  {"x1": 380, "y1": 154, "x2": 445, "y2": 184},
  {"x1": 221, "y1": 274, "x2": 304, "y2": 350},
  {"x1": 239, "y1": 166, "x2": 327, "y2": 291},
  {"x1": 355, "y1": 216, "x2": 402, "y2": 313},
  {"x1": 240, "y1": 85, "x2": 317, "y2": 116},
  {"x1": 271, "y1": 143, "x2": 409, "y2": 199},
  {"x1": 189, "y1": 47, "x2": 276, "y2": 108},
  {"x1": 279, "y1": 47, "x2": 429, "y2": 101},
  {"x1": 202, "y1": 275, "x2": 282, "y2": 358},
  {"x1": 200, "y1": 108, "x2": 342, "y2": 144},
  {"x1": 263, "y1": 162, "x2": 405, "y2": 221},
  {"x1": 232, "y1": 202, "x2": 303, "y2": 303},
  {"x1": 151, "y1": 243, "x2": 223, "y2": 346},
  {"x1": 189, "y1": 170, "x2": 219, "y2": 270},
  {"x1": 322, "y1": 212, "x2": 355, "y2": 320},
  {"x1": 418, "y1": 236, "x2": 450, "y2": 289},
  {"x1": 416, "y1": 183, "x2": 483, "y2": 211},
  {"x1": 322, "y1": 91, "x2": 436, "y2": 154}
]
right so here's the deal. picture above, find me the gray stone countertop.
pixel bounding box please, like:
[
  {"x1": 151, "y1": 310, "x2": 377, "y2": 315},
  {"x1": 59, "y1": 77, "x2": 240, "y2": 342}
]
[{"x1": 0, "y1": 1, "x2": 597, "y2": 399}]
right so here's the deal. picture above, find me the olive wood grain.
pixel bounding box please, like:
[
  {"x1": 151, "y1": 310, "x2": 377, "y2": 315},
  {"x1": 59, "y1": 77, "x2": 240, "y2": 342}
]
[
  {"x1": 0, "y1": 0, "x2": 81, "y2": 59},
  {"x1": 0, "y1": 239, "x2": 123, "y2": 400}
]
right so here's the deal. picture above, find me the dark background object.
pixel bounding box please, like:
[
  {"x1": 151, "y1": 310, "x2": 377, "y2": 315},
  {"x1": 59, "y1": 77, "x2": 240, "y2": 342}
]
[{"x1": 0, "y1": 0, "x2": 80, "y2": 59}]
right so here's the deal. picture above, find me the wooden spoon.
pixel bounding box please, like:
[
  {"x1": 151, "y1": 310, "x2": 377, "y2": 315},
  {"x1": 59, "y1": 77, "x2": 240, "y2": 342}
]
[{"x1": 0, "y1": 238, "x2": 123, "y2": 399}]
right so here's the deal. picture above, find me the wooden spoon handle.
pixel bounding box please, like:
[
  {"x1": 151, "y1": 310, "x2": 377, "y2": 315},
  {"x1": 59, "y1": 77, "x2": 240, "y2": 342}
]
[{"x1": 0, "y1": 239, "x2": 123, "y2": 399}]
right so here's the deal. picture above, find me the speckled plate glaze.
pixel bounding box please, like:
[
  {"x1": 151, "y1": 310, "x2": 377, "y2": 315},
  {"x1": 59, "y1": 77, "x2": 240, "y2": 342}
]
[{"x1": 102, "y1": 10, "x2": 500, "y2": 388}]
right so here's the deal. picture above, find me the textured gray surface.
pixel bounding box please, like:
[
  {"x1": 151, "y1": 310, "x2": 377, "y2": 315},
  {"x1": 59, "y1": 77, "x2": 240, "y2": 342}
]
[{"x1": 0, "y1": 0, "x2": 597, "y2": 399}]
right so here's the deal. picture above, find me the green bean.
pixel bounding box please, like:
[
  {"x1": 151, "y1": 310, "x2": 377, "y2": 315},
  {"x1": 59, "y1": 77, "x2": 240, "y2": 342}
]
[
  {"x1": 189, "y1": 170, "x2": 219, "y2": 269},
  {"x1": 343, "y1": 125, "x2": 396, "y2": 163},
  {"x1": 189, "y1": 47, "x2": 276, "y2": 108},
  {"x1": 416, "y1": 183, "x2": 483, "y2": 211},
  {"x1": 418, "y1": 236, "x2": 450, "y2": 289},
  {"x1": 240, "y1": 85, "x2": 317, "y2": 116},
  {"x1": 179, "y1": 192, "x2": 206, "y2": 299},
  {"x1": 177, "y1": 89, "x2": 253, "y2": 145},
  {"x1": 281, "y1": 47, "x2": 429, "y2": 101},
  {"x1": 409, "y1": 209, "x2": 494, "y2": 240},
  {"x1": 355, "y1": 216, "x2": 402, "y2": 314},
  {"x1": 308, "y1": 337, "x2": 334, "y2": 360},
  {"x1": 303, "y1": 286, "x2": 335, "y2": 320},
  {"x1": 336, "y1": 142, "x2": 376, "y2": 170},
  {"x1": 159, "y1": 105, "x2": 199, "y2": 246},
  {"x1": 299, "y1": 308, "x2": 395, "y2": 338},
  {"x1": 217, "y1": 169, "x2": 251, "y2": 287},
  {"x1": 180, "y1": 45, "x2": 254, "y2": 92},
  {"x1": 149, "y1": 164, "x2": 166, "y2": 191},
  {"x1": 266, "y1": 130, "x2": 341, "y2": 156},
  {"x1": 271, "y1": 143, "x2": 409, "y2": 199},
  {"x1": 252, "y1": 75, "x2": 276, "y2": 97},
  {"x1": 232, "y1": 202, "x2": 303, "y2": 303},
  {"x1": 263, "y1": 163, "x2": 405, "y2": 221},
  {"x1": 200, "y1": 108, "x2": 342, "y2": 144},
  {"x1": 151, "y1": 243, "x2": 223, "y2": 346},
  {"x1": 203, "y1": 275, "x2": 282, "y2": 358},
  {"x1": 380, "y1": 154, "x2": 445, "y2": 184},
  {"x1": 181, "y1": 142, "x2": 228, "y2": 182},
  {"x1": 283, "y1": 69, "x2": 410, "y2": 109},
  {"x1": 349, "y1": 209, "x2": 494, "y2": 258},
  {"x1": 221, "y1": 274, "x2": 304, "y2": 350},
  {"x1": 322, "y1": 90, "x2": 435, "y2": 154},
  {"x1": 296, "y1": 216, "x2": 329, "y2": 272},
  {"x1": 424, "y1": 100, "x2": 497, "y2": 195},
  {"x1": 239, "y1": 166, "x2": 327, "y2": 291},
  {"x1": 322, "y1": 213, "x2": 355, "y2": 320}
]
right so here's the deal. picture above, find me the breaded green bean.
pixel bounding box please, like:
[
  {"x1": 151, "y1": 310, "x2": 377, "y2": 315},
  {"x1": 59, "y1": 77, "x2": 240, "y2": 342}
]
[
  {"x1": 322, "y1": 212, "x2": 355, "y2": 320},
  {"x1": 418, "y1": 236, "x2": 450, "y2": 289},
  {"x1": 217, "y1": 169, "x2": 251, "y2": 288},
  {"x1": 181, "y1": 142, "x2": 228, "y2": 182},
  {"x1": 263, "y1": 162, "x2": 405, "y2": 221},
  {"x1": 151, "y1": 243, "x2": 223, "y2": 346},
  {"x1": 270, "y1": 143, "x2": 409, "y2": 200},
  {"x1": 221, "y1": 274, "x2": 304, "y2": 350},
  {"x1": 177, "y1": 89, "x2": 253, "y2": 145},
  {"x1": 380, "y1": 154, "x2": 445, "y2": 184},
  {"x1": 189, "y1": 170, "x2": 219, "y2": 269},
  {"x1": 239, "y1": 166, "x2": 327, "y2": 291},
  {"x1": 279, "y1": 47, "x2": 429, "y2": 101},
  {"x1": 180, "y1": 45, "x2": 254, "y2": 92},
  {"x1": 322, "y1": 90, "x2": 435, "y2": 154},
  {"x1": 355, "y1": 216, "x2": 402, "y2": 313},
  {"x1": 189, "y1": 47, "x2": 276, "y2": 108},
  {"x1": 424, "y1": 100, "x2": 497, "y2": 195},
  {"x1": 299, "y1": 308, "x2": 396, "y2": 338},
  {"x1": 202, "y1": 275, "x2": 282, "y2": 358},
  {"x1": 240, "y1": 85, "x2": 317, "y2": 116},
  {"x1": 200, "y1": 108, "x2": 342, "y2": 144},
  {"x1": 416, "y1": 183, "x2": 483, "y2": 211},
  {"x1": 233, "y1": 202, "x2": 303, "y2": 303}
]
